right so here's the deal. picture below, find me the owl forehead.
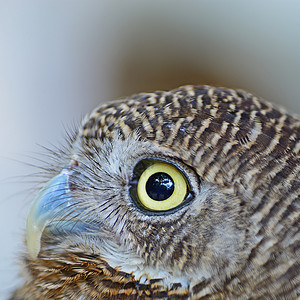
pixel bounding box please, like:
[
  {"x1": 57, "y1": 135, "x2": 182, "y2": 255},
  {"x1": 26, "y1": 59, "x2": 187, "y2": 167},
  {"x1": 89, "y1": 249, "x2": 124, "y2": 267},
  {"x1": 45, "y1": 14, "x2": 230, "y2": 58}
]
[
  {"x1": 80, "y1": 85, "x2": 259, "y2": 141},
  {"x1": 80, "y1": 85, "x2": 295, "y2": 145}
]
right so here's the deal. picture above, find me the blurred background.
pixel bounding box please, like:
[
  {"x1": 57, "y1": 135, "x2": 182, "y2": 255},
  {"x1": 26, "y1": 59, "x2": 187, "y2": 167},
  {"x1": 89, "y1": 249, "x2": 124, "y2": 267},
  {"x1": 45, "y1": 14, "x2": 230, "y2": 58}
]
[{"x1": 0, "y1": 1, "x2": 300, "y2": 298}]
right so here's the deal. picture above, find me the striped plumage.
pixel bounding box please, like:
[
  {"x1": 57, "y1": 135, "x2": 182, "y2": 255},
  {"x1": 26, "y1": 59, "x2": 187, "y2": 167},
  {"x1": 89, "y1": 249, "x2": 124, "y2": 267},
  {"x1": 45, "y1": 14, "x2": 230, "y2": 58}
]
[{"x1": 13, "y1": 85, "x2": 299, "y2": 299}]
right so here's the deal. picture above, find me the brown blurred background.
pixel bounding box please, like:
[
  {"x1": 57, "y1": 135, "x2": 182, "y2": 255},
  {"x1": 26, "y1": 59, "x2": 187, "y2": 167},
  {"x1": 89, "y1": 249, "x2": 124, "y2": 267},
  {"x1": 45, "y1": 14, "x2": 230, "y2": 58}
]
[{"x1": 1, "y1": 1, "x2": 300, "y2": 298}]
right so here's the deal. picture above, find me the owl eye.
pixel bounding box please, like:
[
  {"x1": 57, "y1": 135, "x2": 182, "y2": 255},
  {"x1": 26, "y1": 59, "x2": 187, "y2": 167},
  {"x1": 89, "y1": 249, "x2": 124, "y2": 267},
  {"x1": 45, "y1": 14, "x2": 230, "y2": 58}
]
[{"x1": 133, "y1": 161, "x2": 190, "y2": 212}]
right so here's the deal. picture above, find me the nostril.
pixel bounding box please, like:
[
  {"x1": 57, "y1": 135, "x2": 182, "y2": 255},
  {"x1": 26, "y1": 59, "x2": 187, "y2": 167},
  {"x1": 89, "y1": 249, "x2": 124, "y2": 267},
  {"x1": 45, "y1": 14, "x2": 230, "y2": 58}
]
[{"x1": 69, "y1": 182, "x2": 77, "y2": 191}]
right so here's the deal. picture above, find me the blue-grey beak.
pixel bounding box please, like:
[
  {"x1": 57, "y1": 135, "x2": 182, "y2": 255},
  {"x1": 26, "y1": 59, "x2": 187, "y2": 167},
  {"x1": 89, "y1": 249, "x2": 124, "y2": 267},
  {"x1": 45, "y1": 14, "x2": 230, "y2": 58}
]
[
  {"x1": 26, "y1": 169, "x2": 73, "y2": 259},
  {"x1": 26, "y1": 168, "x2": 97, "y2": 259}
]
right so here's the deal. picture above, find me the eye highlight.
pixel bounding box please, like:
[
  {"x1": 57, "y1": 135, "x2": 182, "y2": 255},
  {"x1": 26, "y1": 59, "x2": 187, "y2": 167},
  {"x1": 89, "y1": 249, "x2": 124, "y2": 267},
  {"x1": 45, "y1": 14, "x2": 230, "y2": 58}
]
[{"x1": 132, "y1": 161, "x2": 190, "y2": 212}]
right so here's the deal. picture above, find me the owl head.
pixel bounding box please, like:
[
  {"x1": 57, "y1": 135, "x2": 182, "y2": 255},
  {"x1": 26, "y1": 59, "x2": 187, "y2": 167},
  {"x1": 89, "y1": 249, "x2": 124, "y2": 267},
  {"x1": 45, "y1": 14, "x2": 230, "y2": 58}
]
[{"x1": 24, "y1": 85, "x2": 299, "y2": 298}]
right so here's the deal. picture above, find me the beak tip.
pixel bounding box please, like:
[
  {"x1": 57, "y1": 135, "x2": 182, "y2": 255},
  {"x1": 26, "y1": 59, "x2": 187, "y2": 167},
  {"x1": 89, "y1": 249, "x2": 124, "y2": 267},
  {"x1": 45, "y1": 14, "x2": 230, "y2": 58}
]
[{"x1": 26, "y1": 220, "x2": 42, "y2": 260}]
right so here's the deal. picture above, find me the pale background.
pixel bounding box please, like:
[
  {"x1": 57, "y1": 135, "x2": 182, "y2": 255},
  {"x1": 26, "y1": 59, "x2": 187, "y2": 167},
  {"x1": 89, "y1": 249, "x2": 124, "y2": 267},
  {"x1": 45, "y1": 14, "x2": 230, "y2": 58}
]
[{"x1": 1, "y1": 1, "x2": 300, "y2": 298}]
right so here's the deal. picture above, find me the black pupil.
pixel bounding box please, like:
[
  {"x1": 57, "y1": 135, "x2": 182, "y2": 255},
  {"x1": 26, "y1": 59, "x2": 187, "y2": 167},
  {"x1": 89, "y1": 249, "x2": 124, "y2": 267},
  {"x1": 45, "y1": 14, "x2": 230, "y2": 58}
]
[{"x1": 146, "y1": 172, "x2": 174, "y2": 201}]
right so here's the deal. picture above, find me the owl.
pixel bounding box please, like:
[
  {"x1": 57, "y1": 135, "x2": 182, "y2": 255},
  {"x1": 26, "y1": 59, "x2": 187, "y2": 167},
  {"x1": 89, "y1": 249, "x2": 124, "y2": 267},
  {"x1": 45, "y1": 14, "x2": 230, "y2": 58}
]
[{"x1": 12, "y1": 85, "x2": 299, "y2": 299}]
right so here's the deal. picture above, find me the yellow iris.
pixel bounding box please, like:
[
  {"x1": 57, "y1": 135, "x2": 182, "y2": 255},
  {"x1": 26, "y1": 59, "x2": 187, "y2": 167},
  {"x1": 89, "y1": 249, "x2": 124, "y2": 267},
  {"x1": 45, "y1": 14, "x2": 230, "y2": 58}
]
[{"x1": 137, "y1": 162, "x2": 187, "y2": 211}]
